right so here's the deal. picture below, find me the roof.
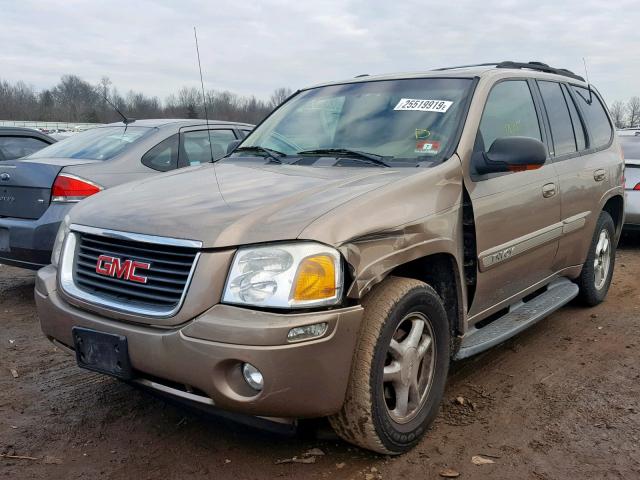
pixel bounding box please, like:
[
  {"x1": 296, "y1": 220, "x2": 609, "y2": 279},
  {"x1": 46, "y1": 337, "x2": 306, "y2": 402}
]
[
  {"x1": 0, "y1": 126, "x2": 56, "y2": 142},
  {"x1": 102, "y1": 119, "x2": 254, "y2": 128},
  {"x1": 0, "y1": 126, "x2": 46, "y2": 134},
  {"x1": 308, "y1": 62, "x2": 589, "y2": 90}
]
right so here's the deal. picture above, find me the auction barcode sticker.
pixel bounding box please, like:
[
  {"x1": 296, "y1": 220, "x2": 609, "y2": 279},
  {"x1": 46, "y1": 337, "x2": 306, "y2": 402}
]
[{"x1": 394, "y1": 98, "x2": 453, "y2": 113}]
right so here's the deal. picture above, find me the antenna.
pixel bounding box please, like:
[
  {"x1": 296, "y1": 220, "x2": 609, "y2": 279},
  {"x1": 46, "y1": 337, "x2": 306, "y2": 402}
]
[
  {"x1": 194, "y1": 26, "x2": 215, "y2": 163},
  {"x1": 193, "y1": 27, "x2": 227, "y2": 205},
  {"x1": 582, "y1": 57, "x2": 594, "y2": 104},
  {"x1": 102, "y1": 93, "x2": 134, "y2": 125}
]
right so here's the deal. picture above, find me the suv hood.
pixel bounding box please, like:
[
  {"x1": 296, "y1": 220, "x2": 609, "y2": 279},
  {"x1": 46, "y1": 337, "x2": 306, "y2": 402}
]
[{"x1": 69, "y1": 161, "x2": 413, "y2": 248}]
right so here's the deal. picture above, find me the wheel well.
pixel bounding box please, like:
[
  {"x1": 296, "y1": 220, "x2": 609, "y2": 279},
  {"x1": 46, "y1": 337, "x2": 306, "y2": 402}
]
[
  {"x1": 390, "y1": 253, "x2": 463, "y2": 337},
  {"x1": 603, "y1": 195, "x2": 624, "y2": 235}
]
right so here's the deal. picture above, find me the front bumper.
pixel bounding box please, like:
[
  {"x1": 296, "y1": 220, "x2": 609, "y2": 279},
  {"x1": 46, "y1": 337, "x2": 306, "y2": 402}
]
[
  {"x1": 624, "y1": 190, "x2": 640, "y2": 228},
  {"x1": 0, "y1": 204, "x2": 72, "y2": 269},
  {"x1": 36, "y1": 265, "x2": 364, "y2": 418}
]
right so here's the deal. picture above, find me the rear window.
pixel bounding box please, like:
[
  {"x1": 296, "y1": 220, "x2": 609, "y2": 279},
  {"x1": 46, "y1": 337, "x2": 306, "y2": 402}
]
[
  {"x1": 572, "y1": 87, "x2": 613, "y2": 149},
  {"x1": 0, "y1": 136, "x2": 50, "y2": 160},
  {"x1": 538, "y1": 81, "x2": 576, "y2": 156},
  {"x1": 28, "y1": 126, "x2": 152, "y2": 161}
]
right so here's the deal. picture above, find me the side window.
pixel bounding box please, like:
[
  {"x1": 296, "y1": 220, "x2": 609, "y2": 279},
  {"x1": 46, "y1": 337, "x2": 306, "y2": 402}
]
[
  {"x1": 538, "y1": 81, "x2": 576, "y2": 156},
  {"x1": 181, "y1": 129, "x2": 238, "y2": 166},
  {"x1": 478, "y1": 80, "x2": 541, "y2": 152},
  {"x1": 562, "y1": 85, "x2": 586, "y2": 151},
  {"x1": 141, "y1": 134, "x2": 179, "y2": 172},
  {"x1": 571, "y1": 86, "x2": 613, "y2": 149},
  {"x1": 240, "y1": 129, "x2": 253, "y2": 138},
  {"x1": 0, "y1": 136, "x2": 50, "y2": 160}
]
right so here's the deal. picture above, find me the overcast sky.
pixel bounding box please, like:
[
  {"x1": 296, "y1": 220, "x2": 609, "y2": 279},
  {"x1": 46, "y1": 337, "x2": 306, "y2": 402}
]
[{"x1": 1, "y1": 0, "x2": 638, "y2": 104}]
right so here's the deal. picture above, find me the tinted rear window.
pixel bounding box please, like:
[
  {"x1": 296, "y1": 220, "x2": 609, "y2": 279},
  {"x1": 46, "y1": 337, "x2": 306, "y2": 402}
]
[
  {"x1": 538, "y1": 81, "x2": 576, "y2": 156},
  {"x1": 563, "y1": 84, "x2": 586, "y2": 151},
  {"x1": 572, "y1": 87, "x2": 613, "y2": 149},
  {"x1": 28, "y1": 126, "x2": 152, "y2": 160}
]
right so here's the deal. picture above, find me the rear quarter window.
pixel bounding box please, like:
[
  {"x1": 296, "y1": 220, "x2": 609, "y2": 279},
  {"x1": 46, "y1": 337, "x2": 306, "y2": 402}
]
[
  {"x1": 572, "y1": 87, "x2": 613, "y2": 149},
  {"x1": 142, "y1": 134, "x2": 179, "y2": 172}
]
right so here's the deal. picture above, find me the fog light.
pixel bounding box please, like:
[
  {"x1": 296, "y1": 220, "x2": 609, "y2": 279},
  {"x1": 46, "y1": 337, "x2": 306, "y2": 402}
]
[
  {"x1": 242, "y1": 363, "x2": 264, "y2": 391},
  {"x1": 287, "y1": 322, "x2": 328, "y2": 342}
]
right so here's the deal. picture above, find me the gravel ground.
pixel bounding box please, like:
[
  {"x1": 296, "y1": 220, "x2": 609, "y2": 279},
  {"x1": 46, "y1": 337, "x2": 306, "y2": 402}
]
[{"x1": 1, "y1": 232, "x2": 639, "y2": 479}]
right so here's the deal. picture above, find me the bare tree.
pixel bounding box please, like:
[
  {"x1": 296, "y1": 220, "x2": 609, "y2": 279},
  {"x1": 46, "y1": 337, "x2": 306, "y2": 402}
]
[
  {"x1": 269, "y1": 87, "x2": 293, "y2": 109},
  {"x1": 627, "y1": 97, "x2": 640, "y2": 128},
  {"x1": 0, "y1": 75, "x2": 291, "y2": 125},
  {"x1": 609, "y1": 100, "x2": 627, "y2": 129}
]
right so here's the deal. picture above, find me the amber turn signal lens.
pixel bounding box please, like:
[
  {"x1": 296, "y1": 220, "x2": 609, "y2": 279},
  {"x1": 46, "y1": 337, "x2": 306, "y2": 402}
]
[{"x1": 292, "y1": 254, "x2": 336, "y2": 301}]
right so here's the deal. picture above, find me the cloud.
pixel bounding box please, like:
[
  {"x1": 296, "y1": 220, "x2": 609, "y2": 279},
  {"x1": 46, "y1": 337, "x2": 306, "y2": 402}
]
[{"x1": 0, "y1": 0, "x2": 637, "y2": 102}]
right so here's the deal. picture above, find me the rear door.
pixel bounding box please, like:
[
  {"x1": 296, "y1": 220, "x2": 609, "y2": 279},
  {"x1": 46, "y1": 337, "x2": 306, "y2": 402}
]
[
  {"x1": 539, "y1": 83, "x2": 617, "y2": 269},
  {"x1": 466, "y1": 79, "x2": 561, "y2": 318}
]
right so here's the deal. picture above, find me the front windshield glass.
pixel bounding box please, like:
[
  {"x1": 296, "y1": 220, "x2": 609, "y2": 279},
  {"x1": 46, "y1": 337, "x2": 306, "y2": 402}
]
[
  {"x1": 240, "y1": 78, "x2": 473, "y2": 164},
  {"x1": 28, "y1": 126, "x2": 152, "y2": 160}
]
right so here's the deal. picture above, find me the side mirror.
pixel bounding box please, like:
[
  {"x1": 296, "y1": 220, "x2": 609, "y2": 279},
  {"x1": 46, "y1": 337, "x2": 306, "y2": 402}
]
[
  {"x1": 226, "y1": 139, "x2": 242, "y2": 155},
  {"x1": 475, "y1": 136, "x2": 547, "y2": 175}
]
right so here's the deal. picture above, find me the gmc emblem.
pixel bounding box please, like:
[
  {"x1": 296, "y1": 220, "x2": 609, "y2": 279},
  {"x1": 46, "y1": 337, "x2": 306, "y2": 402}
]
[{"x1": 95, "y1": 255, "x2": 151, "y2": 284}]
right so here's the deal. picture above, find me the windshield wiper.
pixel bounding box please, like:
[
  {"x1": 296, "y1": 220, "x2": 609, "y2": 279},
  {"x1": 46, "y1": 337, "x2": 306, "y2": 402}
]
[
  {"x1": 233, "y1": 146, "x2": 287, "y2": 163},
  {"x1": 296, "y1": 148, "x2": 391, "y2": 167}
]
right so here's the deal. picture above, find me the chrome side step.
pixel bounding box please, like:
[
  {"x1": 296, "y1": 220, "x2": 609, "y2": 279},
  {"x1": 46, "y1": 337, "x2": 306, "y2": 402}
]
[{"x1": 454, "y1": 278, "x2": 579, "y2": 360}]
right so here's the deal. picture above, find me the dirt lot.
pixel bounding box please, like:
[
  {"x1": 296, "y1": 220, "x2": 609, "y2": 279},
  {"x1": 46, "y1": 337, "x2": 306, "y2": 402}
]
[{"x1": 2, "y1": 233, "x2": 640, "y2": 480}]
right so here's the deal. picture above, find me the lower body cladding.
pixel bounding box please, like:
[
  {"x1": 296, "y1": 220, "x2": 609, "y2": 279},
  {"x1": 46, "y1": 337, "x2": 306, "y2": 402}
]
[
  {"x1": 0, "y1": 203, "x2": 71, "y2": 269},
  {"x1": 35, "y1": 265, "x2": 364, "y2": 419}
]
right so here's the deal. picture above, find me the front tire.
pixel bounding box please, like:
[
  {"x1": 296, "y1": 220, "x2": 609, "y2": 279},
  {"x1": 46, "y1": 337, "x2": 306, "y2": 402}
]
[
  {"x1": 576, "y1": 211, "x2": 616, "y2": 306},
  {"x1": 329, "y1": 277, "x2": 450, "y2": 454}
]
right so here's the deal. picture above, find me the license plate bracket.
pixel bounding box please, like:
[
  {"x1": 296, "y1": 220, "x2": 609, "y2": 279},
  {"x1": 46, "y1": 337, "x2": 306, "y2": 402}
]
[{"x1": 72, "y1": 327, "x2": 132, "y2": 380}]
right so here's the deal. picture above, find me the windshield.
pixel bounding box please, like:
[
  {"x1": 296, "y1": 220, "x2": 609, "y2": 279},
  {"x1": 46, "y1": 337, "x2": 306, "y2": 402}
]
[
  {"x1": 28, "y1": 126, "x2": 152, "y2": 160},
  {"x1": 240, "y1": 78, "x2": 473, "y2": 165}
]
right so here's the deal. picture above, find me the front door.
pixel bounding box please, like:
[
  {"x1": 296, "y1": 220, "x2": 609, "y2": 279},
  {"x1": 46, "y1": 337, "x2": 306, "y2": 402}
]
[{"x1": 465, "y1": 79, "x2": 561, "y2": 319}]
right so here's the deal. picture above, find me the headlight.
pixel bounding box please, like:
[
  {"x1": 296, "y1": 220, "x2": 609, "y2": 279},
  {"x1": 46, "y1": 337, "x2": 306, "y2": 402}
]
[
  {"x1": 51, "y1": 215, "x2": 71, "y2": 267},
  {"x1": 222, "y1": 242, "x2": 343, "y2": 308}
]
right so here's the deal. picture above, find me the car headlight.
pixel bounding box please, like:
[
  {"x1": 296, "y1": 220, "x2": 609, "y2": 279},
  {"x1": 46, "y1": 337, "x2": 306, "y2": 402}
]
[
  {"x1": 51, "y1": 215, "x2": 71, "y2": 267},
  {"x1": 222, "y1": 242, "x2": 343, "y2": 308}
]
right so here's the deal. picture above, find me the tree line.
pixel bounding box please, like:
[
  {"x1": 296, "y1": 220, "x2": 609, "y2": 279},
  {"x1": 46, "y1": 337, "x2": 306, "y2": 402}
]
[
  {"x1": 0, "y1": 75, "x2": 293, "y2": 125},
  {"x1": 609, "y1": 97, "x2": 640, "y2": 129}
]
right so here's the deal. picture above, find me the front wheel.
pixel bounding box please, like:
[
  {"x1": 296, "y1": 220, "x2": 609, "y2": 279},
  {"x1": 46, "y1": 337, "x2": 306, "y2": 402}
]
[
  {"x1": 576, "y1": 211, "x2": 616, "y2": 306},
  {"x1": 329, "y1": 277, "x2": 450, "y2": 454}
]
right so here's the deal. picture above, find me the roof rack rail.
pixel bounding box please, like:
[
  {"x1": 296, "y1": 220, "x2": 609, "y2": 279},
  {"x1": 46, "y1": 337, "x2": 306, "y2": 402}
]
[{"x1": 433, "y1": 61, "x2": 585, "y2": 82}]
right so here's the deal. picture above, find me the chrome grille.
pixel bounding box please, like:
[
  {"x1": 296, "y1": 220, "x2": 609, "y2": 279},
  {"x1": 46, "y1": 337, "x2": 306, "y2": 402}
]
[{"x1": 72, "y1": 231, "x2": 199, "y2": 310}]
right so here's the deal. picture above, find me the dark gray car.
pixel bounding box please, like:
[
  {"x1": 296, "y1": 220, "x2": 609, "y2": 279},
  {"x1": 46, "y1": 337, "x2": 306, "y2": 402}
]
[
  {"x1": 0, "y1": 119, "x2": 252, "y2": 269},
  {"x1": 0, "y1": 127, "x2": 56, "y2": 160}
]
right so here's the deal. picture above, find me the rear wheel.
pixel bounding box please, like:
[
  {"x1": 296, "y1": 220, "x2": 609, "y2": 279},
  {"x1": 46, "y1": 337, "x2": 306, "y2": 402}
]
[
  {"x1": 576, "y1": 211, "x2": 616, "y2": 306},
  {"x1": 329, "y1": 277, "x2": 450, "y2": 454}
]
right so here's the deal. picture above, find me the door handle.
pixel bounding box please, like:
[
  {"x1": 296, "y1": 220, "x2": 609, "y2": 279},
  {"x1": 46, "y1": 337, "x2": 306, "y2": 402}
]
[
  {"x1": 594, "y1": 169, "x2": 606, "y2": 182},
  {"x1": 542, "y1": 183, "x2": 557, "y2": 198}
]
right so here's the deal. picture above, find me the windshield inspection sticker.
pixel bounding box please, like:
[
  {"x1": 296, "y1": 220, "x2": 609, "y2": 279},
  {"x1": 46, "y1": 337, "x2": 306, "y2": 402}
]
[
  {"x1": 415, "y1": 140, "x2": 441, "y2": 155},
  {"x1": 394, "y1": 99, "x2": 453, "y2": 113}
]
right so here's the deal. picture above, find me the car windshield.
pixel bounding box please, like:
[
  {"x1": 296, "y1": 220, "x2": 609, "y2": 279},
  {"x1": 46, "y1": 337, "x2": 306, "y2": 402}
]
[
  {"x1": 27, "y1": 126, "x2": 152, "y2": 160},
  {"x1": 620, "y1": 135, "x2": 640, "y2": 160},
  {"x1": 238, "y1": 78, "x2": 473, "y2": 165}
]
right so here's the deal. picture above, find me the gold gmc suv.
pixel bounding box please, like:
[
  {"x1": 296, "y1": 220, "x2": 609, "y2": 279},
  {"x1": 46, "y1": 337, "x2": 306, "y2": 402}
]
[{"x1": 36, "y1": 61, "x2": 625, "y2": 454}]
